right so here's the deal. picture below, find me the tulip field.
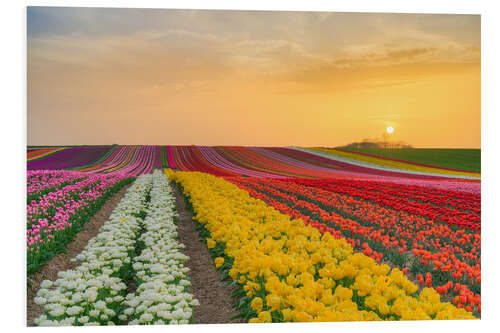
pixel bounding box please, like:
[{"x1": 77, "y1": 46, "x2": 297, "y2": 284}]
[{"x1": 27, "y1": 145, "x2": 481, "y2": 325}]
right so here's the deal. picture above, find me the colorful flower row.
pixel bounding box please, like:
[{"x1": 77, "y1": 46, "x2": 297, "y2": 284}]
[
  {"x1": 335, "y1": 148, "x2": 478, "y2": 173},
  {"x1": 124, "y1": 170, "x2": 198, "y2": 325},
  {"x1": 29, "y1": 146, "x2": 479, "y2": 184},
  {"x1": 165, "y1": 169, "x2": 475, "y2": 322},
  {"x1": 27, "y1": 146, "x2": 112, "y2": 170},
  {"x1": 34, "y1": 174, "x2": 154, "y2": 326},
  {"x1": 77, "y1": 146, "x2": 163, "y2": 176},
  {"x1": 225, "y1": 177, "x2": 480, "y2": 315},
  {"x1": 375, "y1": 177, "x2": 481, "y2": 195},
  {"x1": 27, "y1": 170, "x2": 88, "y2": 204},
  {"x1": 296, "y1": 178, "x2": 480, "y2": 211},
  {"x1": 227, "y1": 178, "x2": 386, "y2": 263},
  {"x1": 27, "y1": 147, "x2": 65, "y2": 162},
  {"x1": 310, "y1": 148, "x2": 480, "y2": 178},
  {"x1": 291, "y1": 178, "x2": 480, "y2": 230},
  {"x1": 27, "y1": 171, "x2": 133, "y2": 274}
]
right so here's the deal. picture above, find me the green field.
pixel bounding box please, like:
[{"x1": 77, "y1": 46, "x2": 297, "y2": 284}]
[{"x1": 340, "y1": 148, "x2": 481, "y2": 173}]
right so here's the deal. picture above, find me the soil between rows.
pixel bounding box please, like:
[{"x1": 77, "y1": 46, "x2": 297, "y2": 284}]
[
  {"x1": 26, "y1": 183, "x2": 133, "y2": 327},
  {"x1": 172, "y1": 185, "x2": 244, "y2": 324}
]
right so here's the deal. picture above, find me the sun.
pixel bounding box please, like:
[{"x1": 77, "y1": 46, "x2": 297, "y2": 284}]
[{"x1": 386, "y1": 126, "x2": 394, "y2": 134}]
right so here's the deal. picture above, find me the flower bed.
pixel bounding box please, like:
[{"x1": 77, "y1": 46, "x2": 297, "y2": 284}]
[
  {"x1": 292, "y1": 178, "x2": 480, "y2": 230},
  {"x1": 33, "y1": 171, "x2": 197, "y2": 326},
  {"x1": 34, "y1": 174, "x2": 153, "y2": 326},
  {"x1": 165, "y1": 169, "x2": 475, "y2": 322},
  {"x1": 226, "y1": 177, "x2": 481, "y2": 315},
  {"x1": 310, "y1": 148, "x2": 480, "y2": 178},
  {"x1": 27, "y1": 170, "x2": 88, "y2": 204},
  {"x1": 27, "y1": 146, "x2": 112, "y2": 170},
  {"x1": 27, "y1": 171, "x2": 134, "y2": 274},
  {"x1": 124, "y1": 170, "x2": 198, "y2": 325}
]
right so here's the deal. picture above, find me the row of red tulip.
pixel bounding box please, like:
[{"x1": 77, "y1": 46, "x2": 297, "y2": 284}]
[
  {"x1": 294, "y1": 178, "x2": 479, "y2": 210},
  {"x1": 291, "y1": 179, "x2": 480, "y2": 230}
]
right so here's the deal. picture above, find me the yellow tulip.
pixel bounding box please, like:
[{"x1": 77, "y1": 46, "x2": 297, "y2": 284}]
[
  {"x1": 294, "y1": 311, "x2": 312, "y2": 322},
  {"x1": 266, "y1": 294, "x2": 281, "y2": 312},
  {"x1": 214, "y1": 257, "x2": 224, "y2": 268},
  {"x1": 334, "y1": 286, "x2": 353, "y2": 301},
  {"x1": 286, "y1": 275, "x2": 297, "y2": 287},
  {"x1": 248, "y1": 318, "x2": 262, "y2": 324},
  {"x1": 206, "y1": 238, "x2": 216, "y2": 249},
  {"x1": 251, "y1": 297, "x2": 263, "y2": 312},
  {"x1": 282, "y1": 308, "x2": 293, "y2": 321},
  {"x1": 258, "y1": 311, "x2": 272, "y2": 323}
]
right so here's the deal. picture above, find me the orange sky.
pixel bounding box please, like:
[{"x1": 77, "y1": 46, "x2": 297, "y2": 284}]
[{"x1": 27, "y1": 8, "x2": 480, "y2": 148}]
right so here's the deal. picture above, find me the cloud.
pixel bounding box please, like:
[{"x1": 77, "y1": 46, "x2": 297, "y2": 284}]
[
  {"x1": 274, "y1": 60, "x2": 479, "y2": 95},
  {"x1": 384, "y1": 48, "x2": 434, "y2": 60},
  {"x1": 28, "y1": 9, "x2": 480, "y2": 73},
  {"x1": 27, "y1": 9, "x2": 480, "y2": 147},
  {"x1": 28, "y1": 22, "x2": 480, "y2": 105}
]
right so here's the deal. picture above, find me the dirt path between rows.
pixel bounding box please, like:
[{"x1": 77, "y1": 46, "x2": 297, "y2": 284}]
[
  {"x1": 172, "y1": 185, "x2": 244, "y2": 324},
  {"x1": 26, "y1": 183, "x2": 133, "y2": 326}
]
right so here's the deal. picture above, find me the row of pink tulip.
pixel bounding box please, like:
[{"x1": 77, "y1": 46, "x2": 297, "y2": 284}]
[
  {"x1": 27, "y1": 170, "x2": 131, "y2": 274},
  {"x1": 27, "y1": 170, "x2": 88, "y2": 202},
  {"x1": 365, "y1": 177, "x2": 481, "y2": 195}
]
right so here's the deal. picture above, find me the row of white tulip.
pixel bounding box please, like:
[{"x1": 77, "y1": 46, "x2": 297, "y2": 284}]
[
  {"x1": 34, "y1": 174, "x2": 154, "y2": 326},
  {"x1": 124, "y1": 170, "x2": 199, "y2": 325}
]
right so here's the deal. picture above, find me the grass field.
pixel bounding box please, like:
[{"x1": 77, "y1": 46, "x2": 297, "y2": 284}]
[{"x1": 340, "y1": 148, "x2": 481, "y2": 173}]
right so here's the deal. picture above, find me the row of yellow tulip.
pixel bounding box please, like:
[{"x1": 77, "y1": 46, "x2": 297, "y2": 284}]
[
  {"x1": 164, "y1": 169, "x2": 476, "y2": 322},
  {"x1": 310, "y1": 148, "x2": 480, "y2": 178}
]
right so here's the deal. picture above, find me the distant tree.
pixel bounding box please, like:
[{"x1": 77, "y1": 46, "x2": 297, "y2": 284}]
[{"x1": 340, "y1": 140, "x2": 413, "y2": 149}]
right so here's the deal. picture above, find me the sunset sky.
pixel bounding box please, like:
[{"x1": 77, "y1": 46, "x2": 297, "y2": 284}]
[{"x1": 27, "y1": 7, "x2": 481, "y2": 148}]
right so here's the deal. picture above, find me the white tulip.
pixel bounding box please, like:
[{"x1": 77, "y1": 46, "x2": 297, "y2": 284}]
[
  {"x1": 89, "y1": 309, "x2": 99, "y2": 318},
  {"x1": 34, "y1": 296, "x2": 47, "y2": 305},
  {"x1": 40, "y1": 280, "x2": 53, "y2": 289}
]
